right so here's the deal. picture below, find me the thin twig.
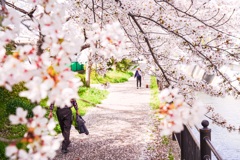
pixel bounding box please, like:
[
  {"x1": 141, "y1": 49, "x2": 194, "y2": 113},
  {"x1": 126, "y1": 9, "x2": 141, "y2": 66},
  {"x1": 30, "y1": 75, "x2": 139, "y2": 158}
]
[
  {"x1": 79, "y1": 98, "x2": 97, "y2": 106},
  {"x1": 0, "y1": 137, "x2": 21, "y2": 143}
]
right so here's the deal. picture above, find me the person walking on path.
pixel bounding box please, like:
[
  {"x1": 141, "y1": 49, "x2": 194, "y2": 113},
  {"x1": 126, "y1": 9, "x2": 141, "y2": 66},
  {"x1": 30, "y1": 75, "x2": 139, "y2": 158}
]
[
  {"x1": 48, "y1": 99, "x2": 79, "y2": 154},
  {"x1": 134, "y1": 67, "x2": 142, "y2": 89}
]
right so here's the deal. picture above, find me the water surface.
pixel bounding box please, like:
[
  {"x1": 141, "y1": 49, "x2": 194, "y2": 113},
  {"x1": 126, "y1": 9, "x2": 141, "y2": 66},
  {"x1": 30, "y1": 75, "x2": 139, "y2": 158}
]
[{"x1": 195, "y1": 92, "x2": 240, "y2": 160}]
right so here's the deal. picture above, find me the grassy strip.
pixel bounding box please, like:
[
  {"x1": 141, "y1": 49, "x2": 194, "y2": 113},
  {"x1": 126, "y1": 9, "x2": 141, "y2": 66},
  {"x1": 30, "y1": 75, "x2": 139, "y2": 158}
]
[
  {"x1": 75, "y1": 87, "x2": 108, "y2": 116},
  {"x1": 150, "y1": 76, "x2": 160, "y2": 110},
  {"x1": 77, "y1": 70, "x2": 133, "y2": 85},
  {"x1": 162, "y1": 136, "x2": 175, "y2": 160},
  {"x1": 149, "y1": 76, "x2": 175, "y2": 160}
]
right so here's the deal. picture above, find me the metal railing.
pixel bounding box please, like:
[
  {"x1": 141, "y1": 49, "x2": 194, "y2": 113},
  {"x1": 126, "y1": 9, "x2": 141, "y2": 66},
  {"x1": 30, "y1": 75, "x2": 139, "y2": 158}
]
[{"x1": 173, "y1": 120, "x2": 223, "y2": 160}]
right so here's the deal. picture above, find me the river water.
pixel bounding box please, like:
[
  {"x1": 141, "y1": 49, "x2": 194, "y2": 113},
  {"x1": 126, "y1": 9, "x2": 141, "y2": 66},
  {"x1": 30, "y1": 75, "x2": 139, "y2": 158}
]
[{"x1": 193, "y1": 92, "x2": 240, "y2": 160}]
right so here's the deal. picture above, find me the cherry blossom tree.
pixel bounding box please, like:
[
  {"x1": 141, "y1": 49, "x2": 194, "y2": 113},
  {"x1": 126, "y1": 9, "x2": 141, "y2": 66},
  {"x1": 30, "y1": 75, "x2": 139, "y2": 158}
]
[
  {"x1": 1, "y1": 0, "x2": 240, "y2": 159},
  {"x1": 112, "y1": 0, "x2": 240, "y2": 134}
]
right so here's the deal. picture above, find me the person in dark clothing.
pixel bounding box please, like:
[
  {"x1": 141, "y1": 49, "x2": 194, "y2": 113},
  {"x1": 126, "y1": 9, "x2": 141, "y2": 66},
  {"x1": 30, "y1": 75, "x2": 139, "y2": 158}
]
[
  {"x1": 48, "y1": 99, "x2": 79, "y2": 154},
  {"x1": 134, "y1": 67, "x2": 142, "y2": 89}
]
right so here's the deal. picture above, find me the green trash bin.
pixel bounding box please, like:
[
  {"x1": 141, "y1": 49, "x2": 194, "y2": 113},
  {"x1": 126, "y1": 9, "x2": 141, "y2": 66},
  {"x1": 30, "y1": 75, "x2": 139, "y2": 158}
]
[
  {"x1": 79, "y1": 64, "x2": 84, "y2": 70},
  {"x1": 71, "y1": 62, "x2": 84, "y2": 72}
]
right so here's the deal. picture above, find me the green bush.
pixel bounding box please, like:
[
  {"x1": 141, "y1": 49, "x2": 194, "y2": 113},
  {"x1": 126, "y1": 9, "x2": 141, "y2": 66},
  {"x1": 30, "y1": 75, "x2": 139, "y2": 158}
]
[
  {"x1": 107, "y1": 58, "x2": 134, "y2": 72},
  {"x1": 5, "y1": 99, "x2": 34, "y2": 117},
  {"x1": 0, "y1": 142, "x2": 7, "y2": 160},
  {"x1": 0, "y1": 84, "x2": 35, "y2": 126},
  {"x1": 116, "y1": 58, "x2": 134, "y2": 72},
  {"x1": 0, "y1": 83, "x2": 35, "y2": 159}
]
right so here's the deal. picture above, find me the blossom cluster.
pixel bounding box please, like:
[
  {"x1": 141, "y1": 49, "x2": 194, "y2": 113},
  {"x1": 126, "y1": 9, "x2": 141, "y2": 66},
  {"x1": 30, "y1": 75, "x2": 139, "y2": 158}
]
[
  {"x1": 6, "y1": 106, "x2": 61, "y2": 160},
  {"x1": 86, "y1": 22, "x2": 126, "y2": 60},
  {"x1": 0, "y1": 1, "x2": 83, "y2": 108},
  {"x1": 158, "y1": 87, "x2": 200, "y2": 136}
]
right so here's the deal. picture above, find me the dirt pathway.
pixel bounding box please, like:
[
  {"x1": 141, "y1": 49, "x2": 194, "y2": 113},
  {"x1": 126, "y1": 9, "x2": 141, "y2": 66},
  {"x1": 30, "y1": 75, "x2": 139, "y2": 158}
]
[{"x1": 53, "y1": 75, "x2": 180, "y2": 160}]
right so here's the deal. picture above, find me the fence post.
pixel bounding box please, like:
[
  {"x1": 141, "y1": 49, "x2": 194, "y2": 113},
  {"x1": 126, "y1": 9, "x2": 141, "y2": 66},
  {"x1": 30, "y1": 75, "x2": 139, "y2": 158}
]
[
  {"x1": 181, "y1": 126, "x2": 187, "y2": 160},
  {"x1": 172, "y1": 133, "x2": 176, "y2": 141},
  {"x1": 200, "y1": 120, "x2": 211, "y2": 160}
]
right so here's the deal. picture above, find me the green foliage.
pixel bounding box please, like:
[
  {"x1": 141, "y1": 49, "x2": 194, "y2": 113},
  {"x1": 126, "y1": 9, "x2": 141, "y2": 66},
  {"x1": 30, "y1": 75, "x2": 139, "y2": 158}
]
[
  {"x1": 76, "y1": 73, "x2": 87, "y2": 87},
  {"x1": 0, "y1": 83, "x2": 35, "y2": 127},
  {"x1": 150, "y1": 76, "x2": 160, "y2": 110},
  {"x1": 106, "y1": 58, "x2": 115, "y2": 69},
  {"x1": 0, "y1": 83, "x2": 35, "y2": 159},
  {"x1": 131, "y1": 65, "x2": 138, "y2": 70},
  {"x1": 107, "y1": 58, "x2": 134, "y2": 72},
  {"x1": 116, "y1": 58, "x2": 134, "y2": 72},
  {"x1": 5, "y1": 41, "x2": 16, "y2": 55},
  {"x1": 5, "y1": 99, "x2": 34, "y2": 118},
  {"x1": 54, "y1": 123, "x2": 62, "y2": 134},
  {"x1": 162, "y1": 135, "x2": 170, "y2": 145},
  {"x1": 168, "y1": 151, "x2": 174, "y2": 160},
  {"x1": 162, "y1": 136, "x2": 175, "y2": 160},
  {"x1": 0, "y1": 142, "x2": 7, "y2": 160},
  {"x1": 0, "y1": 16, "x2": 3, "y2": 25}
]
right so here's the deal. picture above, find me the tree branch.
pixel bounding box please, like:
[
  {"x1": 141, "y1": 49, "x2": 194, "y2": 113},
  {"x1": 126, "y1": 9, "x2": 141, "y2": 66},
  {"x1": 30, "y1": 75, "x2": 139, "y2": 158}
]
[
  {"x1": 161, "y1": 0, "x2": 239, "y2": 38},
  {"x1": 0, "y1": 137, "x2": 21, "y2": 143},
  {"x1": 6, "y1": 1, "x2": 36, "y2": 19},
  {"x1": 92, "y1": 0, "x2": 96, "y2": 23},
  {"x1": 128, "y1": 12, "x2": 171, "y2": 86},
  {"x1": 80, "y1": 44, "x2": 90, "y2": 51},
  {"x1": 0, "y1": 0, "x2": 7, "y2": 16}
]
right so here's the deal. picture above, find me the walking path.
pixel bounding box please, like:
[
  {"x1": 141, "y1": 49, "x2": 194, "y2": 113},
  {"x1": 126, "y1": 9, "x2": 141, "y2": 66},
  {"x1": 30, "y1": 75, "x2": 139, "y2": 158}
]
[{"x1": 54, "y1": 75, "x2": 180, "y2": 160}]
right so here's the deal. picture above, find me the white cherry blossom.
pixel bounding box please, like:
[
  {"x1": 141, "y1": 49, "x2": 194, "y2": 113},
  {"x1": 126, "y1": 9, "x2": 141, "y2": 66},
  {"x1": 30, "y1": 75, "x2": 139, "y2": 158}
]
[
  {"x1": 9, "y1": 107, "x2": 28, "y2": 125},
  {"x1": 5, "y1": 145, "x2": 18, "y2": 160},
  {"x1": 32, "y1": 105, "x2": 47, "y2": 118}
]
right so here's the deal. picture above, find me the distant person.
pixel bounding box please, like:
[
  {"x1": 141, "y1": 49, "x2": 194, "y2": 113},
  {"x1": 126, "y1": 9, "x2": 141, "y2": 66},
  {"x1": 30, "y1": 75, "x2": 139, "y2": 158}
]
[
  {"x1": 134, "y1": 67, "x2": 142, "y2": 89},
  {"x1": 48, "y1": 99, "x2": 79, "y2": 154}
]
